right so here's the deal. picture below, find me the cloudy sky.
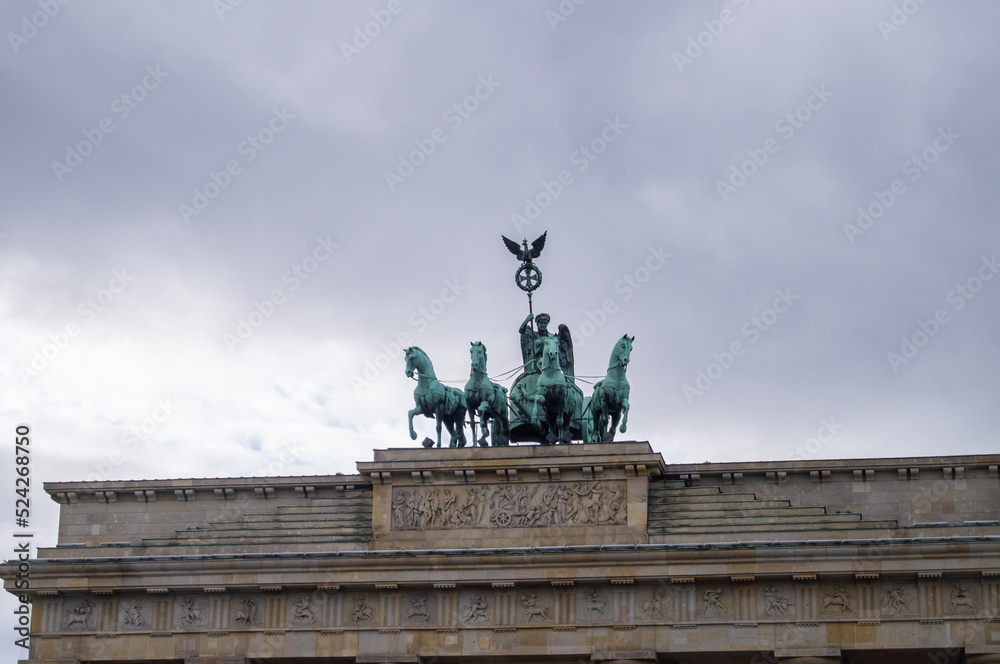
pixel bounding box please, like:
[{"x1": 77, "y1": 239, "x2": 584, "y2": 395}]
[{"x1": 1, "y1": 0, "x2": 998, "y2": 605}]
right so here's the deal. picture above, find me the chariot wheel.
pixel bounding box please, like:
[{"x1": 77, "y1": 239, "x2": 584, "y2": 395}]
[{"x1": 495, "y1": 511, "x2": 513, "y2": 527}]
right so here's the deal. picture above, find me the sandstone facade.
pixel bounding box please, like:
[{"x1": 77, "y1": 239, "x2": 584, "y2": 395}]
[{"x1": 4, "y1": 442, "x2": 1000, "y2": 664}]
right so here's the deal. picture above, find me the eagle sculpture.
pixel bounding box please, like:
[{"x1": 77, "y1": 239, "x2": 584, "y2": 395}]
[{"x1": 502, "y1": 232, "x2": 547, "y2": 263}]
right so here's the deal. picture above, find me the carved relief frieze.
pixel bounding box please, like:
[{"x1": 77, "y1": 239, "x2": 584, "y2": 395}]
[
  {"x1": 756, "y1": 581, "x2": 794, "y2": 621},
  {"x1": 882, "y1": 582, "x2": 912, "y2": 617},
  {"x1": 43, "y1": 572, "x2": 996, "y2": 641},
  {"x1": 64, "y1": 599, "x2": 95, "y2": 631},
  {"x1": 703, "y1": 588, "x2": 729, "y2": 618},
  {"x1": 405, "y1": 592, "x2": 432, "y2": 623},
  {"x1": 391, "y1": 481, "x2": 626, "y2": 530},
  {"x1": 460, "y1": 592, "x2": 491, "y2": 624},
  {"x1": 638, "y1": 586, "x2": 670, "y2": 621},
  {"x1": 348, "y1": 594, "x2": 375, "y2": 624},
  {"x1": 821, "y1": 584, "x2": 855, "y2": 616},
  {"x1": 232, "y1": 596, "x2": 261, "y2": 627},
  {"x1": 290, "y1": 595, "x2": 318, "y2": 624},
  {"x1": 118, "y1": 597, "x2": 151, "y2": 629},
  {"x1": 175, "y1": 595, "x2": 207, "y2": 628},
  {"x1": 763, "y1": 586, "x2": 792, "y2": 617},
  {"x1": 948, "y1": 582, "x2": 979, "y2": 615},
  {"x1": 582, "y1": 588, "x2": 609, "y2": 620},
  {"x1": 519, "y1": 592, "x2": 551, "y2": 623}
]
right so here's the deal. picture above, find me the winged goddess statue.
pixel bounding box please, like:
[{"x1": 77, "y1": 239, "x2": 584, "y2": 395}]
[{"x1": 500, "y1": 231, "x2": 574, "y2": 382}]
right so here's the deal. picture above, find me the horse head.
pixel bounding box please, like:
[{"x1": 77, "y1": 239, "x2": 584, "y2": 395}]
[
  {"x1": 610, "y1": 334, "x2": 634, "y2": 370},
  {"x1": 470, "y1": 341, "x2": 487, "y2": 374},
  {"x1": 404, "y1": 346, "x2": 428, "y2": 379},
  {"x1": 539, "y1": 335, "x2": 562, "y2": 374}
]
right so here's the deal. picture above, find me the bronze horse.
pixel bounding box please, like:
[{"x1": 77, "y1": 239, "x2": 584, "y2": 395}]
[{"x1": 404, "y1": 346, "x2": 467, "y2": 448}]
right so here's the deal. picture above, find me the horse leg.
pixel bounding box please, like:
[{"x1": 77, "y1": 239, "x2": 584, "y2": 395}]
[
  {"x1": 436, "y1": 414, "x2": 445, "y2": 448},
  {"x1": 591, "y1": 389, "x2": 604, "y2": 442},
  {"x1": 477, "y1": 401, "x2": 491, "y2": 446},
  {"x1": 408, "y1": 407, "x2": 420, "y2": 440},
  {"x1": 530, "y1": 395, "x2": 542, "y2": 429},
  {"x1": 497, "y1": 404, "x2": 510, "y2": 446},
  {"x1": 619, "y1": 397, "x2": 630, "y2": 433},
  {"x1": 451, "y1": 408, "x2": 467, "y2": 448},
  {"x1": 467, "y1": 404, "x2": 477, "y2": 447},
  {"x1": 607, "y1": 409, "x2": 620, "y2": 442},
  {"x1": 560, "y1": 405, "x2": 573, "y2": 444}
]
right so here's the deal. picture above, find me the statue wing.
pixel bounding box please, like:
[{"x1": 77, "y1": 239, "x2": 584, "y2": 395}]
[
  {"x1": 557, "y1": 323, "x2": 575, "y2": 380},
  {"x1": 529, "y1": 231, "x2": 547, "y2": 259},
  {"x1": 501, "y1": 235, "x2": 523, "y2": 259},
  {"x1": 520, "y1": 323, "x2": 533, "y2": 365}
]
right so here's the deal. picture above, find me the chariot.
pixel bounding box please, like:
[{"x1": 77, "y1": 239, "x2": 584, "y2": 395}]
[{"x1": 405, "y1": 232, "x2": 633, "y2": 447}]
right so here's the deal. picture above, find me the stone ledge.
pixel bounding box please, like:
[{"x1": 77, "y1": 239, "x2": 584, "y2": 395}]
[
  {"x1": 774, "y1": 648, "x2": 842, "y2": 658},
  {"x1": 592, "y1": 650, "x2": 657, "y2": 661},
  {"x1": 356, "y1": 655, "x2": 420, "y2": 663}
]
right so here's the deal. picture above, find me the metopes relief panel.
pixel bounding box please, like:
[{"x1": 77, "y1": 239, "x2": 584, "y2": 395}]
[
  {"x1": 34, "y1": 576, "x2": 997, "y2": 638},
  {"x1": 390, "y1": 480, "x2": 627, "y2": 530}
]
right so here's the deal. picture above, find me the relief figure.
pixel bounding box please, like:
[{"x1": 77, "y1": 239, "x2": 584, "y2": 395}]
[
  {"x1": 640, "y1": 587, "x2": 668, "y2": 619},
  {"x1": 764, "y1": 586, "x2": 792, "y2": 616},
  {"x1": 65, "y1": 600, "x2": 95, "y2": 631},
  {"x1": 350, "y1": 595, "x2": 375, "y2": 624},
  {"x1": 233, "y1": 598, "x2": 259, "y2": 627},
  {"x1": 461, "y1": 594, "x2": 490, "y2": 623},
  {"x1": 406, "y1": 593, "x2": 430, "y2": 623},
  {"x1": 292, "y1": 596, "x2": 318, "y2": 624},
  {"x1": 882, "y1": 584, "x2": 909, "y2": 615},
  {"x1": 950, "y1": 583, "x2": 977, "y2": 614},
  {"x1": 178, "y1": 596, "x2": 205, "y2": 626},
  {"x1": 585, "y1": 589, "x2": 607, "y2": 618},
  {"x1": 704, "y1": 589, "x2": 728, "y2": 618},
  {"x1": 823, "y1": 586, "x2": 854, "y2": 615},
  {"x1": 520, "y1": 593, "x2": 550, "y2": 622},
  {"x1": 121, "y1": 600, "x2": 149, "y2": 627}
]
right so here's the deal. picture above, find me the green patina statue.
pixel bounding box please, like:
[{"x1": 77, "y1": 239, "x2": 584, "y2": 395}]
[
  {"x1": 528, "y1": 334, "x2": 585, "y2": 444},
  {"x1": 402, "y1": 231, "x2": 636, "y2": 447},
  {"x1": 465, "y1": 341, "x2": 510, "y2": 447},
  {"x1": 590, "y1": 334, "x2": 634, "y2": 442},
  {"x1": 518, "y1": 312, "x2": 575, "y2": 383},
  {"x1": 404, "y1": 346, "x2": 467, "y2": 448}
]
